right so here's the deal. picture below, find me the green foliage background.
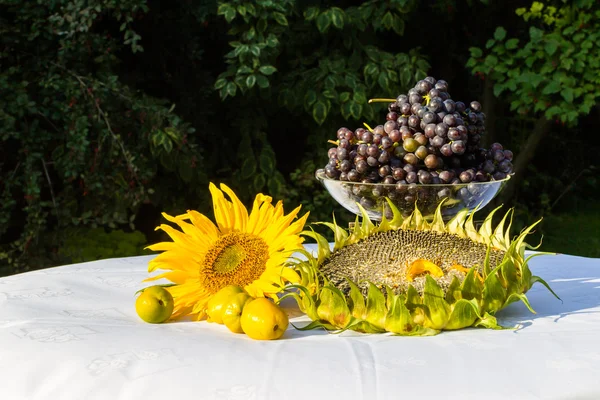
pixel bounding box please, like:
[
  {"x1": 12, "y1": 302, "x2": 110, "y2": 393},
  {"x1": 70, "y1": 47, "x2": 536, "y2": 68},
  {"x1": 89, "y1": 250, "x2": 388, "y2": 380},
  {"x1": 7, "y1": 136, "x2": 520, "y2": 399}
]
[{"x1": 1, "y1": 0, "x2": 599, "y2": 275}]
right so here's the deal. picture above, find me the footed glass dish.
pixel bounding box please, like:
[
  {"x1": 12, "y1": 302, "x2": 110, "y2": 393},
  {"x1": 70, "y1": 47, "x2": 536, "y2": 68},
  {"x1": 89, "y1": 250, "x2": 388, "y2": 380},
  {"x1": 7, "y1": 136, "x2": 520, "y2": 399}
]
[{"x1": 316, "y1": 169, "x2": 511, "y2": 221}]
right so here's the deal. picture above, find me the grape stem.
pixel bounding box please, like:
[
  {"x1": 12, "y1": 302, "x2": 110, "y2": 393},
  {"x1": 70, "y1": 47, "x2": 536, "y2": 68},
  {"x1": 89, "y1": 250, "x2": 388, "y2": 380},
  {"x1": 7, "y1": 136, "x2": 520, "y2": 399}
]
[
  {"x1": 327, "y1": 140, "x2": 339, "y2": 145},
  {"x1": 368, "y1": 98, "x2": 396, "y2": 103},
  {"x1": 363, "y1": 122, "x2": 374, "y2": 132}
]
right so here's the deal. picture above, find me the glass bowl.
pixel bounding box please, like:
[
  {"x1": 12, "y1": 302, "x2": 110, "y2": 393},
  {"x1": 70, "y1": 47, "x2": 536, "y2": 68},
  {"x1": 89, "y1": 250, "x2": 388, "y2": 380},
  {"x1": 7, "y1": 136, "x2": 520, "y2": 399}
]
[{"x1": 316, "y1": 169, "x2": 511, "y2": 221}]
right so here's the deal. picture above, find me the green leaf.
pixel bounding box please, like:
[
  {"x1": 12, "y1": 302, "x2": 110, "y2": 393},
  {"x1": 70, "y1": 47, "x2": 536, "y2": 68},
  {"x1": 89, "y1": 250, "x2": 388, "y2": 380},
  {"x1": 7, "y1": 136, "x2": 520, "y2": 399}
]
[
  {"x1": 246, "y1": 74, "x2": 256, "y2": 88},
  {"x1": 423, "y1": 275, "x2": 451, "y2": 330},
  {"x1": 377, "y1": 71, "x2": 390, "y2": 91},
  {"x1": 494, "y1": 27, "x2": 507, "y2": 41},
  {"x1": 445, "y1": 299, "x2": 480, "y2": 330},
  {"x1": 562, "y1": 87, "x2": 574, "y2": 103},
  {"x1": 330, "y1": 7, "x2": 344, "y2": 29},
  {"x1": 486, "y1": 39, "x2": 496, "y2": 49},
  {"x1": 217, "y1": 3, "x2": 236, "y2": 23},
  {"x1": 400, "y1": 68, "x2": 412, "y2": 86},
  {"x1": 339, "y1": 91, "x2": 351, "y2": 103},
  {"x1": 273, "y1": 12, "x2": 288, "y2": 26},
  {"x1": 312, "y1": 101, "x2": 328, "y2": 125},
  {"x1": 381, "y1": 12, "x2": 394, "y2": 30},
  {"x1": 544, "y1": 40, "x2": 558, "y2": 55},
  {"x1": 256, "y1": 75, "x2": 269, "y2": 88},
  {"x1": 214, "y1": 78, "x2": 227, "y2": 89},
  {"x1": 542, "y1": 80, "x2": 561, "y2": 95},
  {"x1": 304, "y1": 90, "x2": 317, "y2": 108},
  {"x1": 482, "y1": 272, "x2": 507, "y2": 313},
  {"x1": 259, "y1": 151, "x2": 274, "y2": 174},
  {"x1": 505, "y1": 38, "x2": 519, "y2": 50},
  {"x1": 529, "y1": 26, "x2": 543, "y2": 41},
  {"x1": 304, "y1": 7, "x2": 320, "y2": 20},
  {"x1": 349, "y1": 102, "x2": 362, "y2": 119},
  {"x1": 259, "y1": 65, "x2": 277, "y2": 75},
  {"x1": 226, "y1": 82, "x2": 237, "y2": 97},
  {"x1": 392, "y1": 16, "x2": 404, "y2": 35},
  {"x1": 346, "y1": 279, "x2": 366, "y2": 319},
  {"x1": 316, "y1": 12, "x2": 331, "y2": 32},
  {"x1": 317, "y1": 286, "x2": 352, "y2": 328},
  {"x1": 469, "y1": 47, "x2": 483, "y2": 58},
  {"x1": 365, "y1": 283, "x2": 387, "y2": 329}
]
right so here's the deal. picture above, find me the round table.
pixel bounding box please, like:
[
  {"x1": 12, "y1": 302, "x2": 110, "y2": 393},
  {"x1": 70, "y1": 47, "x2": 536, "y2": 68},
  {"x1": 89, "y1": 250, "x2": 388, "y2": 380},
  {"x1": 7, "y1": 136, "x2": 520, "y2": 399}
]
[{"x1": 1, "y1": 246, "x2": 599, "y2": 400}]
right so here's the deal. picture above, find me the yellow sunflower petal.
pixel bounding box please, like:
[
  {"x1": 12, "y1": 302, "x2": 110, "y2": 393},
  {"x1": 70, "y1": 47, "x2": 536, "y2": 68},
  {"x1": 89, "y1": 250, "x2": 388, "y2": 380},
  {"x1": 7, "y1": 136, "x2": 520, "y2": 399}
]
[
  {"x1": 209, "y1": 182, "x2": 234, "y2": 233},
  {"x1": 220, "y1": 183, "x2": 249, "y2": 232},
  {"x1": 143, "y1": 270, "x2": 189, "y2": 284},
  {"x1": 185, "y1": 210, "x2": 220, "y2": 239}
]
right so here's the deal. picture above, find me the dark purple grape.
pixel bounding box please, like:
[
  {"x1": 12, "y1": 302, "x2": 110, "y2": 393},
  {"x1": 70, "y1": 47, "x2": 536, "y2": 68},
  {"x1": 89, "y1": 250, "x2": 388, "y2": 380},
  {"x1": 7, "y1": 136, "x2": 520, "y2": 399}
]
[
  {"x1": 424, "y1": 154, "x2": 439, "y2": 169},
  {"x1": 360, "y1": 197, "x2": 375, "y2": 208},
  {"x1": 381, "y1": 136, "x2": 393, "y2": 149},
  {"x1": 408, "y1": 88, "x2": 419, "y2": 96},
  {"x1": 430, "y1": 136, "x2": 445, "y2": 148},
  {"x1": 367, "y1": 145, "x2": 379, "y2": 157},
  {"x1": 483, "y1": 160, "x2": 495, "y2": 174},
  {"x1": 429, "y1": 88, "x2": 440, "y2": 98},
  {"x1": 411, "y1": 104, "x2": 423, "y2": 116},
  {"x1": 451, "y1": 140, "x2": 466, "y2": 155},
  {"x1": 447, "y1": 128, "x2": 461, "y2": 141},
  {"x1": 397, "y1": 116, "x2": 409, "y2": 127},
  {"x1": 397, "y1": 94, "x2": 408, "y2": 103},
  {"x1": 455, "y1": 101, "x2": 466, "y2": 113},
  {"x1": 440, "y1": 143, "x2": 453, "y2": 157},
  {"x1": 362, "y1": 131, "x2": 373, "y2": 143},
  {"x1": 373, "y1": 134, "x2": 383, "y2": 145},
  {"x1": 389, "y1": 130, "x2": 401, "y2": 143},
  {"x1": 438, "y1": 170, "x2": 452, "y2": 183},
  {"x1": 490, "y1": 142, "x2": 504, "y2": 152},
  {"x1": 470, "y1": 101, "x2": 482, "y2": 112},
  {"x1": 503, "y1": 150, "x2": 514, "y2": 161},
  {"x1": 443, "y1": 100, "x2": 456, "y2": 113},
  {"x1": 404, "y1": 153, "x2": 419, "y2": 165},
  {"x1": 384, "y1": 120, "x2": 398, "y2": 134},
  {"x1": 337, "y1": 148, "x2": 348, "y2": 160},
  {"x1": 428, "y1": 99, "x2": 443, "y2": 113},
  {"x1": 379, "y1": 165, "x2": 391, "y2": 177},
  {"x1": 378, "y1": 150, "x2": 391, "y2": 164},
  {"x1": 327, "y1": 158, "x2": 337, "y2": 168},
  {"x1": 417, "y1": 80, "x2": 433, "y2": 94},
  {"x1": 344, "y1": 130, "x2": 355, "y2": 141},
  {"x1": 367, "y1": 156, "x2": 379, "y2": 167},
  {"x1": 435, "y1": 123, "x2": 448, "y2": 138},
  {"x1": 325, "y1": 165, "x2": 338, "y2": 179},
  {"x1": 443, "y1": 114, "x2": 456, "y2": 127},
  {"x1": 418, "y1": 171, "x2": 433, "y2": 184},
  {"x1": 357, "y1": 143, "x2": 368, "y2": 156},
  {"x1": 422, "y1": 111, "x2": 436, "y2": 125},
  {"x1": 493, "y1": 150, "x2": 505, "y2": 162},
  {"x1": 390, "y1": 158, "x2": 402, "y2": 168},
  {"x1": 475, "y1": 171, "x2": 488, "y2": 182},
  {"x1": 340, "y1": 160, "x2": 351, "y2": 172},
  {"x1": 435, "y1": 80, "x2": 448, "y2": 91},
  {"x1": 383, "y1": 176, "x2": 395, "y2": 185},
  {"x1": 388, "y1": 102, "x2": 401, "y2": 113},
  {"x1": 459, "y1": 170, "x2": 473, "y2": 183},
  {"x1": 339, "y1": 172, "x2": 348, "y2": 181},
  {"x1": 356, "y1": 160, "x2": 368, "y2": 174},
  {"x1": 328, "y1": 148, "x2": 337, "y2": 159},
  {"x1": 424, "y1": 124, "x2": 436, "y2": 138},
  {"x1": 408, "y1": 115, "x2": 420, "y2": 128},
  {"x1": 374, "y1": 125, "x2": 385, "y2": 136},
  {"x1": 425, "y1": 76, "x2": 436, "y2": 85},
  {"x1": 400, "y1": 103, "x2": 412, "y2": 115},
  {"x1": 498, "y1": 160, "x2": 513, "y2": 173},
  {"x1": 348, "y1": 170, "x2": 360, "y2": 182},
  {"x1": 392, "y1": 168, "x2": 406, "y2": 181},
  {"x1": 386, "y1": 112, "x2": 398, "y2": 121},
  {"x1": 409, "y1": 93, "x2": 422, "y2": 104},
  {"x1": 349, "y1": 149, "x2": 357, "y2": 160},
  {"x1": 403, "y1": 164, "x2": 416, "y2": 173},
  {"x1": 401, "y1": 129, "x2": 413, "y2": 141},
  {"x1": 493, "y1": 171, "x2": 507, "y2": 180},
  {"x1": 337, "y1": 127, "x2": 349, "y2": 140},
  {"x1": 415, "y1": 146, "x2": 429, "y2": 160},
  {"x1": 406, "y1": 171, "x2": 418, "y2": 184}
]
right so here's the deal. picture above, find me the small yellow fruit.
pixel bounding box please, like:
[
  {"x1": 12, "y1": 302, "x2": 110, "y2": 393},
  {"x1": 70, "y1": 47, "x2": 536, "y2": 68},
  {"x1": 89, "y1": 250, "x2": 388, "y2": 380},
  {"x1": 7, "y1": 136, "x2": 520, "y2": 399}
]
[
  {"x1": 240, "y1": 298, "x2": 289, "y2": 340},
  {"x1": 222, "y1": 293, "x2": 253, "y2": 333},
  {"x1": 206, "y1": 285, "x2": 245, "y2": 324},
  {"x1": 135, "y1": 286, "x2": 174, "y2": 324}
]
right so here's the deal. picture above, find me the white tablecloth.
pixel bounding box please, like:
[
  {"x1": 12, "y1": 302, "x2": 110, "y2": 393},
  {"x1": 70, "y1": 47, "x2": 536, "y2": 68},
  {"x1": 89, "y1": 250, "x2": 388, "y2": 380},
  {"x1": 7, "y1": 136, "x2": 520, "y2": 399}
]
[{"x1": 1, "y1": 246, "x2": 599, "y2": 400}]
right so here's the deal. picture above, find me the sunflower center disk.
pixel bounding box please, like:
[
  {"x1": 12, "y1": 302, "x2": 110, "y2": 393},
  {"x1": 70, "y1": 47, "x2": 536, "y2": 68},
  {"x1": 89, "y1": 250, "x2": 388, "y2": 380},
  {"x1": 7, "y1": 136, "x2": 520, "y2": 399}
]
[
  {"x1": 321, "y1": 230, "x2": 505, "y2": 295},
  {"x1": 202, "y1": 232, "x2": 269, "y2": 293}
]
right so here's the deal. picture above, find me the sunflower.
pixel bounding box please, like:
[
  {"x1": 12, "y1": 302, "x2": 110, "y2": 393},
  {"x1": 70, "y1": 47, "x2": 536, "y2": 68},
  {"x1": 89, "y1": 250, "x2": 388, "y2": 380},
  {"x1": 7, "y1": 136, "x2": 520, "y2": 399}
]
[
  {"x1": 284, "y1": 200, "x2": 559, "y2": 336},
  {"x1": 145, "y1": 183, "x2": 309, "y2": 321}
]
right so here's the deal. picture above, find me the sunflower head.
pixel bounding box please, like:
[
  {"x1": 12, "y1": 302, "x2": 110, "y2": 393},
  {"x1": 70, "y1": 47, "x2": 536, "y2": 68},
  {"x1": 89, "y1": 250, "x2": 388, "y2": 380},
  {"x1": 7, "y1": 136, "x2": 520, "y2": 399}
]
[
  {"x1": 284, "y1": 200, "x2": 560, "y2": 335},
  {"x1": 144, "y1": 183, "x2": 309, "y2": 321}
]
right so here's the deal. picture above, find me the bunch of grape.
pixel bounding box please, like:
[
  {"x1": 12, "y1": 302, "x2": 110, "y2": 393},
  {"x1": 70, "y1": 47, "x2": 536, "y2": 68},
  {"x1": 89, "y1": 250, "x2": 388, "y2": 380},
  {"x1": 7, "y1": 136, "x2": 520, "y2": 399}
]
[{"x1": 319, "y1": 76, "x2": 514, "y2": 215}]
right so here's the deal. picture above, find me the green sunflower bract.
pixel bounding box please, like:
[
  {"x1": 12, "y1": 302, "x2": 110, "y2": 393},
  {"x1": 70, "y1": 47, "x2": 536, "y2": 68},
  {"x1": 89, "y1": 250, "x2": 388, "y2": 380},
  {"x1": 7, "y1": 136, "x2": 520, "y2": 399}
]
[{"x1": 283, "y1": 200, "x2": 560, "y2": 336}]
